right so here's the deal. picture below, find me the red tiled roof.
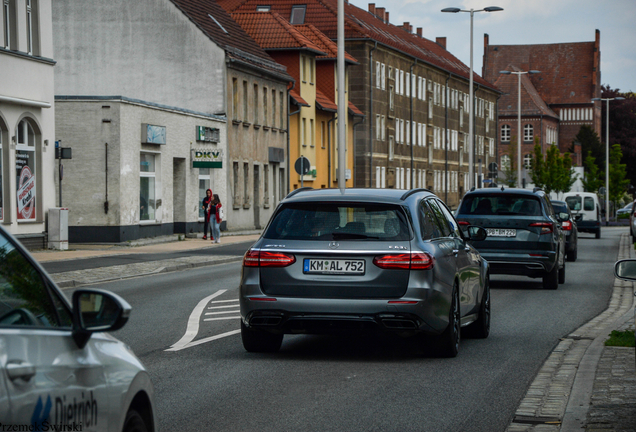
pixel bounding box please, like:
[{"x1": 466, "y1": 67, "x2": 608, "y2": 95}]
[
  {"x1": 495, "y1": 66, "x2": 558, "y2": 119},
  {"x1": 231, "y1": 12, "x2": 326, "y2": 55},
  {"x1": 290, "y1": 89, "x2": 309, "y2": 106},
  {"x1": 295, "y1": 24, "x2": 358, "y2": 64},
  {"x1": 217, "y1": 0, "x2": 497, "y2": 91},
  {"x1": 348, "y1": 100, "x2": 364, "y2": 117},
  {"x1": 483, "y1": 41, "x2": 598, "y2": 105},
  {"x1": 169, "y1": 0, "x2": 292, "y2": 81},
  {"x1": 315, "y1": 89, "x2": 338, "y2": 112}
]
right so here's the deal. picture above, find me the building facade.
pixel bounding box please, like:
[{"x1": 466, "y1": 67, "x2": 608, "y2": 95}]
[{"x1": 0, "y1": 0, "x2": 56, "y2": 249}]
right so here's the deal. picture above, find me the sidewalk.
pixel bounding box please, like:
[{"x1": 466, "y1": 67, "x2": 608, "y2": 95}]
[{"x1": 507, "y1": 233, "x2": 636, "y2": 432}]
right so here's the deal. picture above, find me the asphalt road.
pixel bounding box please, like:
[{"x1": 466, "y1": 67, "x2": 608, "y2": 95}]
[{"x1": 67, "y1": 228, "x2": 625, "y2": 432}]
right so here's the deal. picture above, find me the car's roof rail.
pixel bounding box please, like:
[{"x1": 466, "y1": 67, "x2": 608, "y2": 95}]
[
  {"x1": 285, "y1": 187, "x2": 313, "y2": 199},
  {"x1": 400, "y1": 188, "x2": 431, "y2": 201}
]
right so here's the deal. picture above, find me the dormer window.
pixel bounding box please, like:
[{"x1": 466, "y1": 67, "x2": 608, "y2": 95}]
[
  {"x1": 256, "y1": 5, "x2": 271, "y2": 11},
  {"x1": 290, "y1": 5, "x2": 306, "y2": 24}
]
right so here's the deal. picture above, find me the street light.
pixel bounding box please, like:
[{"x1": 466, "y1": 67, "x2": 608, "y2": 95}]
[
  {"x1": 499, "y1": 69, "x2": 540, "y2": 188},
  {"x1": 442, "y1": 6, "x2": 503, "y2": 191},
  {"x1": 591, "y1": 96, "x2": 625, "y2": 224}
]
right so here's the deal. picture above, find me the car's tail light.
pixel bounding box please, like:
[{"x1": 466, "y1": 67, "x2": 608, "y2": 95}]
[
  {"x1": 457, "y1": 221, "x2": 469, "y2": 226},
  {"x1": 529, "y1": 222, "x2": 553, "y2": 234},
  {"x1": 561, "y1": 220, "x2": 572, "y2": 231},
  {"x1": 243, "y1": 249, "x2": 296, "y2": 267},
  {"x1": 373, "y1": 253, "x2": 434, "y2": 270}
]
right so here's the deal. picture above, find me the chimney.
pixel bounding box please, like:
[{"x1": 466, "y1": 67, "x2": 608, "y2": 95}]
[
  {"x1": 416, "y1": 27, "x2": 422, "y2": 38},
  {"x1": 376, "y1": 7, "x2": 385, "y2": 22},
  {"x1": 436, "y1": 37, "x2": 447, "y2": 50},
  {"x1": 368, "y1": 3, "x2": 375, "y2": 15},
  {"x1": 385, "y1": 11, "x2": 389, "y2": 23},
  {"x1": 403, "y1": 22, "x2": 410, "y2": 33}
]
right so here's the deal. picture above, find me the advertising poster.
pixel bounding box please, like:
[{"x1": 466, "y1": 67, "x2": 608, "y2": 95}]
[{"x1": 16, "y1": 151, "x2": 36, "y2": 220}]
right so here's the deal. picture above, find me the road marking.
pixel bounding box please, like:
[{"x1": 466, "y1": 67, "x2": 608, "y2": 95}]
[
  {"x1": 166, "y1": 290, "x2": 227, "y2": 351},
  {"x1": 207, "y1": 304, "x2": 240, "y2": 310},
  {"x1": 178, "y1": 330, "x2": 241, "y2": 349},
  {"x1": 209, "y1": 299, "x2": 239, "y2": 304},
  {"x1": 203, "y1": 316, "x2": 241, "y2": 321},
  {"x1": 205, "y1": 310, "x2": 239, "y2": 315}
]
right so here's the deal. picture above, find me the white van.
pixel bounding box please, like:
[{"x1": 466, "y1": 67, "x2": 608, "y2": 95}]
[{"x1": 562, "y1": 192, "x2": 602, "y2": 238}]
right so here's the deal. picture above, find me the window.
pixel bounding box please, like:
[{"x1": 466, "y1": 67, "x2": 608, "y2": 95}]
[
  {"x1": 264, "y1": 164, "x2": 269, "y2": 206},
  {"x1": 388, "y1": 136, "x2": 394, "y2": 161},
  {"x1": 400, "y1": 70, "x2": 404, "y2": 95},
  {"x1": 243, "y1": 162, "x2": 250, "y2": 206},
  {"x1": 381, "y1": 63, "x2": 385, "y2": 90},
  {"x1": 310, "y1": 119, "x2": 314, "y2": 147},
  {"x1": 524, "y1": 153, "x2": 532, "y2": 169},
  {"x1": 321, "y1": 121, "x2": 326, "y2": 148},
  {"x1": 375, "y1": 62, "x2": 381, "y2": 89},
  {"x1": 524, "y1": 124, "x2": 533, "y2": 141},
  {"x1": 395, "y1": 118, "x2": 400, "y2": 144},
  {"x1": 290, "y1": 5, "x2": 306, "y2": 24},
  {"x1": 139, "y1": 153, "x2": 157, "y2": 222},
  {"x1": 279, "y1": 91, "x2": 284, "y2": 129},
  {"x1": 309, "y1": 59, "x2": 314, "y2": 84},
  {"x1": 253, "y1": 84, "x2": 259, "y2": 124},
  {"x1": 501, "y1": 124, "x2": 511, "y2": 142},
  {"x1": 232, "y1": 78, "x2": 238, "y2": 121},
  {"x1": 16, "y1": 120, "x2": 36, "y2": 221},
  {"x1": 3, "y1": 0, "x2": 10, "y2": 49},
  {"x1": 243, "y1": 81, "x2": 248, "y2": 121},
  {"x1": 301, "y1": 118, "x2": 306, "y2": 146},
  {"x1": 26, "y1": 0, "x2": 32, "y2": 54},
  {"x1": 376, "y1": 115, "x2": 380, "y2": 140},
  {"x1": 263, "y1": 88, "x2": 268, "y2": 126},
  {"x1": 198, "y1": 168, "x2": 211, "y2": 219},
  {"x1": 272, "y1": 89, "x2": 276, "y2": 126},
  {"x1": 233, "y1": 162, "x2": 239, "y2": 206},
  {"x1": 405, "y1": 72, "x2": 410, "y2": 97},
  {"x1": 501, "y1": 154, "x2": 511, "y2": 171},
  {"x1": 256, "y1": 5, "x2": 271, "y2": 11},
  {"x1": 381, "y1": 116, "x2": 385, "y2": 140},
  {"x1": 389, "y1": 85, "x2": 394, "y2": 110}
]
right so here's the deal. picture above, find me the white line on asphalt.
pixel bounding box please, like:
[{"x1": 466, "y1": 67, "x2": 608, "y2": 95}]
[
  {"x1": 207, "y1": 304, "x2": 240, "y2": 309},
  {"x1": 203, "y1": 316, "x2": 241, "y2": 321},
  {"x1": 204, "y1": 310, "x2": 239, "y2": 315},
  {"x1": 165, "y1": 290, "x2": 227, "y2": 351},
  {"x1": 208, "y1": 299, "x2": 239, "y2": 304},
  {"x1": 176, "y1": 330, "x2": 241, "y2": 349}
]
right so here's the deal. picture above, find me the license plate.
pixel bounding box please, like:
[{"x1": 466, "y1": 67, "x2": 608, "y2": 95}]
[
  {"x1": 303, "y1": 258, "x2": 365, "y2": 275},
  {"x1": 486, "y1": 228, "x2": 516, "y2": 237}
]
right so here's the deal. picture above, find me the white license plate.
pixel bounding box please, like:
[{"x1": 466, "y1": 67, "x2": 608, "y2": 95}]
[
  {"x1": 486, "y1": 228, "x2": 517, "y2": 237},
  {"x1": 303, "y1": 259, "x2": 365, "y2": 275}
]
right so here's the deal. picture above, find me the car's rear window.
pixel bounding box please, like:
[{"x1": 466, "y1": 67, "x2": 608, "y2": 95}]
[
  {"x1": 551, "y1": 202, "x2": 568, "y2": 214},
  {"x1": 565, "y1": 196, "x2": 595, "y2": 211},
  {"x1": 458, "y1": 194, "x2": 542, "y2": 216},
  {"x1": 263, "y1": 202, "x2": 411, "y2": 241}
]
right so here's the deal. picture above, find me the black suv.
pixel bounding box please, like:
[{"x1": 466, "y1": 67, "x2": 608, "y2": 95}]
[{"x1": 455, "y1": 187, "x2": 567, "y2": 289}]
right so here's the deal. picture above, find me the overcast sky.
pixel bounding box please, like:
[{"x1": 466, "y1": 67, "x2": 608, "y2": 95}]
[{"x1": 349, "y1": 0, "x2": 636, "y2": 93}]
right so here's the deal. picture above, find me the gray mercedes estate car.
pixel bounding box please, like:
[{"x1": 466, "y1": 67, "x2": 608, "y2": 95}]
[{"x1": 239, "y1": 188, "x2": 490, "y2": 357}]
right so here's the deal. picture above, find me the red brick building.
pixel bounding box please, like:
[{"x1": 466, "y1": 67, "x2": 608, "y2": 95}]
[{"x1": 482, "y1": 31, "x2": 602, "y2": 181}]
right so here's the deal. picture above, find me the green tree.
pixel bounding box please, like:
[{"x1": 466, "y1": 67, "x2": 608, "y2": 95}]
[
  {"x1": 581, "y1": 154, "x2": 603, "y2": 193},
  {"x1": 608, "y1": 143, "x2": 629, "y2": 217},
  {"x1": 555, "y1": 152, "x2": 577, "y2": 195},
  {"x1": 531, "y1": 145, "x2": 577, "y2": 196},
  {"x1": 501, "y1": 139, "x2": 517, "y2": 187},
  {"x1": 530, "y1": 143, "x2": 547, "y2": 190}
]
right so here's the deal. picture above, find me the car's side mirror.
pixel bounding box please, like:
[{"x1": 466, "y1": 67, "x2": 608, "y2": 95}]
[
  {"x1": 72, "y1": 289, "x2": 131, "y2": 349},
  {"x1": 615, "y1": 259, "x2": 636, "y2": 281},
  {"x1": 557, "y1": 212, "x2": 570, "y2": 222},
  {"x1": 467, "y1": 226, "x2": 487, "y2": 242}
]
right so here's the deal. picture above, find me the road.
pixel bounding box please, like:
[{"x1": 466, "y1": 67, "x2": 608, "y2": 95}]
[{"x1": 66, "y1": 228, "x2": 624, "y2": 432}]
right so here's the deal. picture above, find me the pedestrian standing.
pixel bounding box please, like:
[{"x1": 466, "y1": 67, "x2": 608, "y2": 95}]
[
  {"x1": 210, "y1": 193, "x2": 223, "y2": 243},
  {"x1": 202, "y1": 189, "x2": 214, "y2": 240}
]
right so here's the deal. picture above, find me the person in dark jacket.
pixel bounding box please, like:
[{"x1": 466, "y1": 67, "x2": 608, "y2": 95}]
[
  {"x1": 210, "y1": 193, "x2": 222, "y2": 243},
  {"x1": 202, "y1": 189, "x2": 214, "y2": 240}
]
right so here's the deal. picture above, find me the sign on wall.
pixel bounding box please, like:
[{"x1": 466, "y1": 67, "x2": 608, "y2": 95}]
[
  {"x1": 196, "y1": 126, "x2": 220, "y2": 143},
  {"x1": 16, "y1": 153, "x2": 36, "y2": 220},
  {"x1": 141, "y1": 124, "x2": 167, "y2": 145},
  {"x1": 192, "y1": 149, "x2": 223, "y2": 168}
]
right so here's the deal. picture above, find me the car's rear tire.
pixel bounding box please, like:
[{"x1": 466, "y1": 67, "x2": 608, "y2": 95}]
[
  {"x1": 123, "y1": 409, "x2": 148, "y2": 432},
  {"x1": 595, "y1": 228, "x2": 601, "y2": 239},
  {"x1": 567, "y1": 248, "x2": 577, "y2": 262},
  {"x1": 437, "y1": 286, "x2": 460, "y2": 357},
  {"x1": 558, "y1": 260, "x2": 566, "y2": 284},
  {"x1": 543, "y1": 263, "x2": 559, "y2": 290},
  {"x1": 241, "y1": 321, "x2": 283, "y2": 353},
  {"x1": 464, "y1": 275, "x2": 490, "y2": 339}
]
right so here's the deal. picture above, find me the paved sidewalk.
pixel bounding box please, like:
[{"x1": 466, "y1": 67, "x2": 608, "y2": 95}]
[{"x1": 507, "y1": 233, "x2": 636, "y2": 432}]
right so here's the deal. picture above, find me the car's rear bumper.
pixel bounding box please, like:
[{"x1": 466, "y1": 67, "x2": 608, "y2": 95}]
[
  {"x1": 576, "y1": 220, "x2": 601, "y2": 233},
  {"x1": 479, "y1": 251, "x2": 557, "y2": 277}
]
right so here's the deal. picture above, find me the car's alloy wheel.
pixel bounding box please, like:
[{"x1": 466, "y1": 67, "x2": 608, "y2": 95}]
[
  {"x1": 438, "y1": 286, "x2": 460, "y2": 357},
  {"x1": 465, "y1": 276, "x2": 490, "y2": 339},
  {"x1": 558, "y1": 260, "x2": 566, "y2": 284},
  {"x1": 123, "y1": 410, "x2": 148, "y2": 432},
  {"x1": 241, "y1": 321, "x2": 283, "y2": 353},
  {"x1": 543, "y1": 261, "x2": 559, "y2": 290},
  {"x1": 596, "y1": 228, "x2": 601, "y2": 239}
]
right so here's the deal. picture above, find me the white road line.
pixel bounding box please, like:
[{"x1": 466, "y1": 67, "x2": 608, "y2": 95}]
[
  {"x1": 209, "y1": 299, "x2": 239, "y2": 304},
  {"x1": 177, "y1": 329, "x2": 241, "y2": 349},
  {"x1": 204, "y1": 310, "x2": 239, "y2": 315},
  {"x1": 207, "y1": 304, "x2": 239, "y2": 310},
  {"x1": 166, "y1": 290, "x2": 226, "y2": 351},
  {"x1": 203, "y1": 316, "x2": 241, "y2": 321}
]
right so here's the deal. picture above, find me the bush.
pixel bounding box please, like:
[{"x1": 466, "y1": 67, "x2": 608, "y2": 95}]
[{"x1": 605, "y1": 330, "x2": 635, "y2": 347}]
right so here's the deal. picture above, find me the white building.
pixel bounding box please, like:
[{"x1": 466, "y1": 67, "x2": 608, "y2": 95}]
[{"x1": 0, "y1": 0, "x2": 56, "y2": 249}]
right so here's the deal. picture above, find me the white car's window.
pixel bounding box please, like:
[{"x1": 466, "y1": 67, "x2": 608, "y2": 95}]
[
  {"x1": 584, "y1": 197, "x2": 595, "y2": 211},
  {"x1": 0, "y1": 234, "x2": 71, "y2": 328}
]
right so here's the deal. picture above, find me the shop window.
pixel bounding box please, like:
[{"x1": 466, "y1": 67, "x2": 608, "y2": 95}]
[
  {"x1": 198, "y1": 168, "x2": 211, "y2": 219},
  {"x1": 16, "y1": 119, "x2": 35, "y2": 221},
  {"x1": 140, "y1": 153, "x2": 157, "y2": 221}
]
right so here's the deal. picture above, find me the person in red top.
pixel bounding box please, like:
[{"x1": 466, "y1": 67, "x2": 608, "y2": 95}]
[
  {"x1": 201, "y1": 189, "x2": 214, "y2": 240},
  {"x1": 210, "y1": 193, "x2": 222, "y2": 243}
]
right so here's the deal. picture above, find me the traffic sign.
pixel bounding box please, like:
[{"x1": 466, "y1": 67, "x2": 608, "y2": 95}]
[{"x1": 294, "y1": 156, "x2": 310, "y2": 175}]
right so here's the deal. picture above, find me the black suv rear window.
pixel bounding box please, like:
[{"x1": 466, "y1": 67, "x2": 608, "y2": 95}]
[
  {"x1": 264, "y1": 202, "x2": 411, "y2": 241},
  {"x1": 458, "y1": 194, "x2": 543, "y2": 216}
]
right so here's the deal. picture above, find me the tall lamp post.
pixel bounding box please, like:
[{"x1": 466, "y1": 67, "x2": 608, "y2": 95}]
[
  {"x1": 591, "y1": 96, "x2": 624, "y2": 224},
  {"x1": 500, "y1": 69, "x2": 540, "y2": 188},
  {"x1": 442, "y1": 6, "x2": 503, "y2": 191}
]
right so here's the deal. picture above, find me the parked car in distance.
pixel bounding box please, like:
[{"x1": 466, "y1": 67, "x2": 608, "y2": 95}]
[
  {"x1": 563, "y1": 192, "x2": 602, "y2": 238},
  {"x1": 616, "y1": 202, "x2": 634, "y2": 219},
  {"x1": 0, "y1": 225, "x2": 156, "y2": 432},
  {"x1": 551, "y1": 200, "x2": 578, "y2": 262},
  {"x1": 239, "y1": 188, "x2": 490, "y2": 358},
  {"x1": 455, "y1": 187, "x2": 567, "y2": 290}
]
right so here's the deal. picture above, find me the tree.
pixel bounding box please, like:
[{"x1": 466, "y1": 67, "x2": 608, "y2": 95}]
[
  {"x1": 555, "y1": 152, "x2": 577, "y2": 196},
  {"x1": 500, "y1": 140, "x2": 517, "y2": 187},
  {"x1": 530, "y1": 143, "x2": 546, "y2": 190},
  {"x1": 608, "y1": 143, "x2": 629, "y2": 216},
  {"x1": 531, "y1": 144, "x2": 577, "y2": 196},
  {"x1": 581, "y1": 154, "x2": 603, "y2": 193},
  {"x1": 571, "y1": 125, "x2": 604, "y2": 168}
]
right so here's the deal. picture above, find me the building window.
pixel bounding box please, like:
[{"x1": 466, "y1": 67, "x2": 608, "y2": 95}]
[
  {"x1": 376, "y1": 115, "x2": 380, "y2": 140},
  {"x1": 524, "y1": 153, "x2": 532, "y2": 169},
  {"x1": 279, "y1": 91, "x2": 284, "y2": 129},
  {"x1": 253, "y1": 84, "x2": 259, "y2": 124},
  {"x1": 272, "y1": 89, "x2": 276, "y2": 127},
  {"x1": 381, "y1": 115, "x2": 385, "y2": 140},
  {"x1": 388, "y1": 135, "x2": 394, "y2": 161},
  {"x1": 524, "y1": 124, "x2": 533, "y2": 141},
  {"x1": 290, "y1": 5, "x2": 306, "y2": 24},
  {"x1": 310, "y1": 119, "x2": 314, "y2": 147},
  {"x1": 321, "y1": 121, "x2": 326, "y2": 148},
  {"x1": 3, "y1": 0, "x2": 10, "y2": 49},
  {"x1": 256, "y1": 5, "x2": 271, "y2": 11},
  {"x1": 501, "y1": 124, "x2": 511, "y2": 142},
  {"x1": 25, "y1": 0, "x2": 32, "y2": 54},
  {"x1": 264, "y1": 164, "x2": 269, "y2": 206},
  {"x1": 263, "y1": 88, "x2": 268, "y2": 126},
  {"x1": 139, "y1": 153, "x2": 157, "y2": 222},
  {"x1": 243, "y1": 81, "x2": 248, "y2": 121},
  {"x1": 375, "y1": 62, "x2": 380, "y2": 89},
  {"x1": 389, "y1": 85, "x2": 394, "y2": 110},
  {"x1": 232, "y1": 78, "x2": 238, "y2": 121},
  {"x1": 233, "y1": 162, "x2": 239, "y2": 206},
  {"x1": 301, "y1": 118, "x2": 306, "y2": 146},
  {"x1": 198, "y1": 168, "x2": 211, "y2": 219},
  {"x1": 381, "y1": 63, "x2": 385, "y2": 90},
  {"x1": 501, "y1": 154, "x2": 511, "y2": 171},
  {"x1": 243, "y1": 162, "x2": 250, "y2": 206}
]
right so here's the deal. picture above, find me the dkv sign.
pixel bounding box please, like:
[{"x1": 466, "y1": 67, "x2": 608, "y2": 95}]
[{"x1": 17, "y1": 165, "x2": 36, "y2": 219}]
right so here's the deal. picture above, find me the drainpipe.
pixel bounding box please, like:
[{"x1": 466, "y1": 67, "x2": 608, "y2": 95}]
[
  {"x1": 328, "y1": 116, "x2": 337, "y2": 186},
  {"x1": 445, "y1": 74, "x2": 450, "y2": 202},
  {"x1": 353, "y1": 117, "x2": 365, "y2": 186},
  {"x1": 369, "y1": 42, "x2": 377, "y2": 188},
  {"x1": 287, "y1": 81, "x2": 300, "y2": 194},
  {"x1": 410, "y1": 58, "x2": 417, "y2": 189}
]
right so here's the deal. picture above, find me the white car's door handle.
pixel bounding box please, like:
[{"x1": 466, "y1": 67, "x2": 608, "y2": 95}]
[{"x1": 6, "y1": 361, "x2": 36, "y2": 382}]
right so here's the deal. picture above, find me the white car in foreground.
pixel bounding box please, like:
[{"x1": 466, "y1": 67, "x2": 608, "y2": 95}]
[{"x1": 0, "y1": 225, "x2": 156, "y2": 432}]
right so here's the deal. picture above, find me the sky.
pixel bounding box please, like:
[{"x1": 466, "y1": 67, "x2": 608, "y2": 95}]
[{"x1": 349, "y1": 0, "x2": 636, "y2": 93}]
